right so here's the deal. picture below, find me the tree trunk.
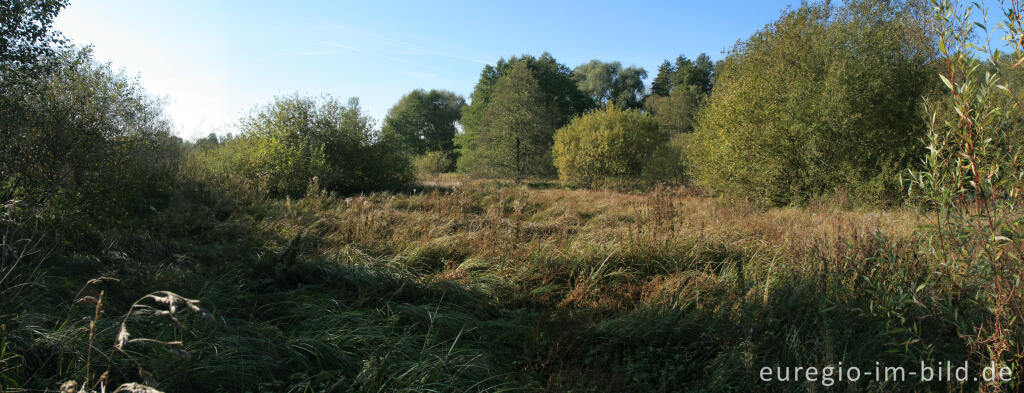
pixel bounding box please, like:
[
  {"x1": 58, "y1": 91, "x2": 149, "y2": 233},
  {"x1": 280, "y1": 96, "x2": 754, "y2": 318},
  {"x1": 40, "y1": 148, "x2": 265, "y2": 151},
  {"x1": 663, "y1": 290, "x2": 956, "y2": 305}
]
[{"x1": 514, "y1": 135, "x2": 521, "y2": 184}]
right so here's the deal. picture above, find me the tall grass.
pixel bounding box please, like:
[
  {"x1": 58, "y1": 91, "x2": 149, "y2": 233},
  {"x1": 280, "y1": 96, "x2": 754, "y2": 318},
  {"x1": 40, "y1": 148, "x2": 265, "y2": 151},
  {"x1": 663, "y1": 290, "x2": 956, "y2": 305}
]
[{"x1": 8, "y1": 166, "x2": 1023, "y2": 391}]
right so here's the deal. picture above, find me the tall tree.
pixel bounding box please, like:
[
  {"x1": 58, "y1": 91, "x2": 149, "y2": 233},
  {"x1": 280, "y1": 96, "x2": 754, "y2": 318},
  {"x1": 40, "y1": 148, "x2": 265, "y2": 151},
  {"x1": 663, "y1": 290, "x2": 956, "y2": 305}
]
[
  {"x1": 2, "y1": 48, "x2": 179, "y2": 217},
  {"x1": 650, "y1": 60, "x2": 675, "y2": 97},
  {"x1": 571, "y1": 60, "x2": 615, "y2": 104},
  {"x1": 688, "y1": 54, "x2": 714, "y2": 96},
  {"x1": 611, "y1": 65, "x2": 647, "y2": 109},
  {"x1": 458, "y1": 63, "x2": 554, "y2": 182},
  {"x1": 0, "y1": 0, "x2": 67, "y2": 71},
  {"x1": 457, "y1": 53, "x2": 590, "y2": 177},
  {"x1": 644, "y1": 52, "x2": 716, "y2": 135},
  {"x1": 382, "y1": 89, "x2": 465, "y2": 155},
  {"x1": 668, "y1": 54, "x2": 714, "y2": 96},
  {"x1": 1, "y1": 0, "x2": 70, "y2": 202},
  {"x1": 571, "y1": 60, "x2": 647, "y2": 109},
  {"x1": 671, "y1": 56, "x2": 694, "y2": 90},
  {"x1": 460, "y1": 53, "x2": 592, "y2": 139}
]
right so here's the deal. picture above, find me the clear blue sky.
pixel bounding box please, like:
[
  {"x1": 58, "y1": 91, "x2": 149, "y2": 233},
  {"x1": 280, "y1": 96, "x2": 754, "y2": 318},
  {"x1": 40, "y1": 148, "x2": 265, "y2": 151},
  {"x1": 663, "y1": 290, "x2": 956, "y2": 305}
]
[{"x1": 55, "y1": 0, "x2": 800, "y2": 140}]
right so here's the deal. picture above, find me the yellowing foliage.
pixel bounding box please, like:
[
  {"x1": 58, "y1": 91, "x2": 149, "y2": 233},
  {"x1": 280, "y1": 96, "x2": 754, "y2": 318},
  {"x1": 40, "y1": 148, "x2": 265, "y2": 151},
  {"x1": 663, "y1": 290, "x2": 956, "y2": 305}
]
[{"x1": 552, "y1": 105, "x2": 664, "y2": 187}]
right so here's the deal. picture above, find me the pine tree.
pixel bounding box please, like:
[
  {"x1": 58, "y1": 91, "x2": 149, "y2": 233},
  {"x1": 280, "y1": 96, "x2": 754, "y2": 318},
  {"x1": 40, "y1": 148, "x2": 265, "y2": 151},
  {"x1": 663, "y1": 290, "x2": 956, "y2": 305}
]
[{"x1": 650, "y1": 60, "x2": 675, "y2": 97}]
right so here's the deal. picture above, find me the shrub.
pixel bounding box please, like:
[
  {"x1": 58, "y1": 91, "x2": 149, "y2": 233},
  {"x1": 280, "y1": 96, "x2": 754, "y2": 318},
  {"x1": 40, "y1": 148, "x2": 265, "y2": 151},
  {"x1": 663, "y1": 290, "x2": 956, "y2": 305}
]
[
  {"x1": 643, "y1": 87, "x2": 701, "y2": 135},
  {"x1": 906, "y1": 0, "x2": 1024, "y2": 376},
  {"x1": 641, "y1": 133, "x2": 692, "y2": 185},
  {"x1": 689, "y1": 0, "x2": 936, "y2": 206},
  {"x1": 188, "y1": 95, "x2": 413, "y2": 198},
  {"x1": 552, "y1": 105, "x2": 664, "y2": 187},
  {"x1": 412, "y1": 151, "x2": 454, "y2": 177},
  {"x1": 0, "y1": 47, "x2": 180, "y2": 221}
]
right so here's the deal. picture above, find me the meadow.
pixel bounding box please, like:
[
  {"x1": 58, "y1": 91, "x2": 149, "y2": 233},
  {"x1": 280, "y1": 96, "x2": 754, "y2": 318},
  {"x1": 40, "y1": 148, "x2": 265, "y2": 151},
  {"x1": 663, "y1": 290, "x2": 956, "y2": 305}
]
[
  {"x1": 4, "y1": 0, "x2": 1024, "y2": 391},
  {"x1": 8, "y1": 174, "x2": 987, "y2": 392}
]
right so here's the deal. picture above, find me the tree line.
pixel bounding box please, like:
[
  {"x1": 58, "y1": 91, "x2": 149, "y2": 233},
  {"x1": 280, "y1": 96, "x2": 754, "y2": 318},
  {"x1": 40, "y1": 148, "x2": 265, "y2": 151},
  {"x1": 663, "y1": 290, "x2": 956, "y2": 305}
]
[{"x1": 2, "y1": 0, "x2": 965, "y2": 217}]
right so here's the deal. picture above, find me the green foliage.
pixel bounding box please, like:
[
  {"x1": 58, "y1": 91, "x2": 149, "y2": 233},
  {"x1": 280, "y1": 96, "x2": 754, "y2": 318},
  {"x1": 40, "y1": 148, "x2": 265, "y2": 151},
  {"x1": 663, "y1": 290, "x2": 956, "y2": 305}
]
[
  {"x1": 571, "y1": 60, "x2": 647, "y2": 109},
  {"x1": 459, "y1": 53, "x2": 592, "y2": 153},
  {"x1": 641, "y1": 133, "x2": 692, "y2": 185},
  {"x1": 672, "y1": 54, "x2": 714, "y2": 97},
  {"x1": 649, "y1": 60, "x2": 674, "y2": 97},
  {"x1": 690, "y1": 0, "x2": 936, "y2": 206},
  {"x1": 0, "y1": 0, "x2": 67, "y2": 73},
  {"x1": 649, "y1": 54, "x2": 714, "y2": 99},
  {"x1": 552, "y1": 105, "x2": 664, "y2": 187},
  {"x1": 0, "y1": 48, "x2": 180, "y2": 222},
  {"x1": 644, "y1": 53, "x2": 713, "y2": 140},
  {"x1": 905, "y1": 0, "x2": 1024, "y2": 376},
  {"x1": 381, "y1": 89, "x2": 465, "y2": 155},
  {"x1": 412, "y1": 150, "x2": 454, "y2": 177},
  {"x1": 10, "y1": 1, "x2": 1021, "y2": 391},
  {"x1": 188, "y1": 95, "x2": 413, "y2": 197},
  {"x1": 457, "y1": 53, "x2": 593, "y2": 181},
  {"x1": 644, "y1": 87, "x2": 701, "y2": 135},
  {"x1": 457, "y1": 63, "x2": 557, "y2": 183}
]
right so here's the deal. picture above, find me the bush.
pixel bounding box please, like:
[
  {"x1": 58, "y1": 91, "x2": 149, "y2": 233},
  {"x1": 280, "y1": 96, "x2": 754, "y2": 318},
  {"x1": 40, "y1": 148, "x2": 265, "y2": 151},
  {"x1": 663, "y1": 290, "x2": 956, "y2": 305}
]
[
  {"x1": 906, "y1": 0, "x2": 1024, "y2": 373},
  {"x1": 641, "y1": 133, "x2": 691, "y2": 185},
  {"x1": 188, "y1": 95, "x2": 413, "y2": 198},
  {"x1": 552, "y1": 105, "x2": 664, "y2": 187},
  {"x1": 0, "y1": 47, "x2": 180, "y2": 221},
  {"x1": 412, "y1": 151, "x2": 454, "y2": 177},
  {"x1": 689, "y1": 0, "x2": 936, "y2": 206}
]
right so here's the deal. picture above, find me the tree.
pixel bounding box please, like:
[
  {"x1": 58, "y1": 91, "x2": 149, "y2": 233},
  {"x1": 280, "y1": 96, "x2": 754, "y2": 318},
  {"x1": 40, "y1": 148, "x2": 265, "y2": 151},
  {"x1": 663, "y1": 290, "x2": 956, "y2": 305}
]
[
  {"x1": 459, "y1": 52, "x2": 592, "y2": 144},
  {"x1": 457, "y1": 63, "x2": 554, "y2": 183},
  {"x1": 689, "y1": 0, "x2": 936, "y2": 206},
  {"x1": 644, "y1": 53, "x2": 714, "y2": 136},
  {"x1": 1, "y1": 0, "x2": 70, "y2": 204},
  {"x1": 662, "y1": 53, "x2": 714, "y2": 97},
  {"x1": 381, "y1": 89, "x2": 465, "y2": 156},
  {"x1": 671, "y1": 56, "x2": 694, "y2": 92},
  {"x1": 687, "y1": 54, "x2": 714, "y2": 96},
  {"x1": 552, "y1": 104, "x2": 664, "y2": 187},
  {"x1": 0, "y1": 0, "x2": 67, "y2": 72},
  {"x1": 571, "y1": 60, "x2": 647, "y2": 109},
  {"x1": 650, "y1": 60, "x2": 675, "y2": 97},
  {"x1": 644, "y1": 87, "x2": 700, "y2": 134},
  {"x1": 641, "y1": 133, "x2": 692, "y2": 185}
]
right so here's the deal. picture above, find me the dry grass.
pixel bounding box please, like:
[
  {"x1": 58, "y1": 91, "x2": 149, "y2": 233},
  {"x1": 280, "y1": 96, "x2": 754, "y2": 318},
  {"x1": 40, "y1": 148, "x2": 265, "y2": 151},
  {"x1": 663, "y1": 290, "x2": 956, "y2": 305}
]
[
  {"x1": 7, "y1": 177, "x2": 992, "y2": 392},
  {"x1": 265, "y1": 179, "x2": 921, "y2": 312}
]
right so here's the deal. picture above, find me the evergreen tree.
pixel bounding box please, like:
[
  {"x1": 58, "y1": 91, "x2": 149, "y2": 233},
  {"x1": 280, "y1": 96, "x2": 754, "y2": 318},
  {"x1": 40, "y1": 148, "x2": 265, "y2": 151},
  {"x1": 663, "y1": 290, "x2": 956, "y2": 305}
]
[
  {"x1": 689, "y1": 53, "x2": 714, "y2": 96},
  {"x1": 650, "y1": 60, "x2": 675, "y2": 97},
  {"x1": 672, "y1": 55, "x2": 694, "y2": 90}
]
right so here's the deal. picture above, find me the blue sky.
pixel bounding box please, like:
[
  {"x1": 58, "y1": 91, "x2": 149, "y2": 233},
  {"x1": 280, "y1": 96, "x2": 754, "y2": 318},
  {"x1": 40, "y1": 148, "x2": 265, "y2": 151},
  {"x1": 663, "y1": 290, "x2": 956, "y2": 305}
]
[{"x1": 55, "y1": 0, "x2": 800, "y2": 140}]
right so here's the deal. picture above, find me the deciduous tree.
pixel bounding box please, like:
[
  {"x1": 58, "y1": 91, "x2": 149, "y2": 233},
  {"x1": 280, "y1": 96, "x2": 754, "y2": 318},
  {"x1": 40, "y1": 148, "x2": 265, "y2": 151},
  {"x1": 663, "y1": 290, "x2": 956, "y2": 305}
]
[
  {"x1": 690, "y1": 0, "x2": 936, "y2": 205},
  {"x1": 458, "y1": 63, "x2": 554, "y2": 182},
  {"x1": 382, "y1": 89, "x2": 465, "y2": 155},
  {"x1": 571, "y1": 60, "x2": 647, "y2": 108}
]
